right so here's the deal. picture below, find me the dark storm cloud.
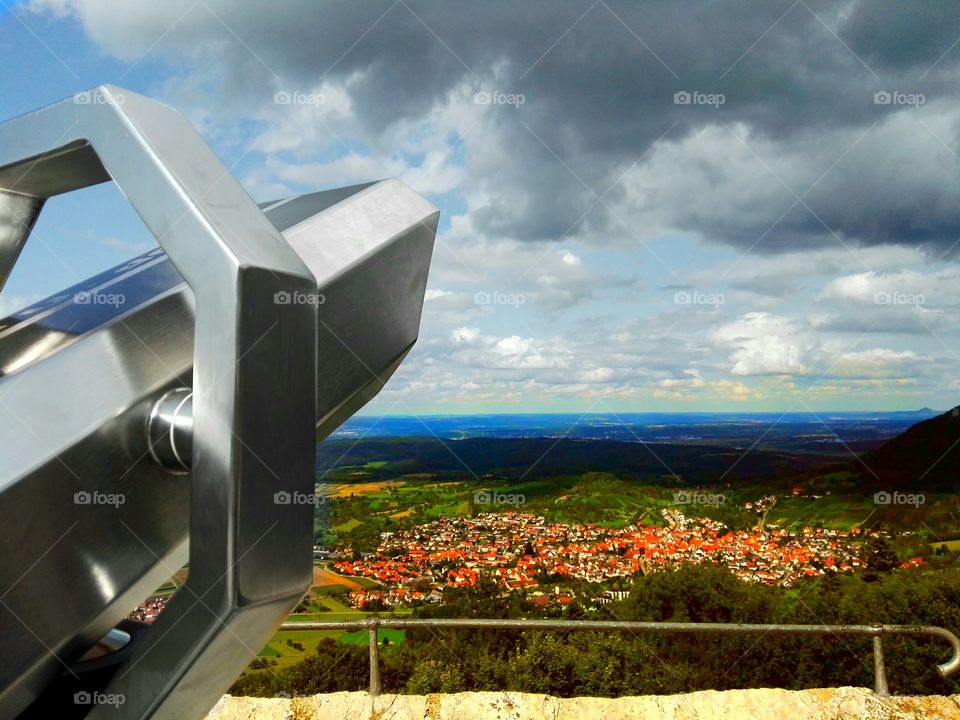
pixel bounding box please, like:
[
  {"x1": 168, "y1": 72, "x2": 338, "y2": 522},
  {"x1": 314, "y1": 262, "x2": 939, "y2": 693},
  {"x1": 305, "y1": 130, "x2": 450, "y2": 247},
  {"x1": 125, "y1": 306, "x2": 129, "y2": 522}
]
[
  {"x1": 841, "y1": 0, "x2": 960, "y2": 70},
  {"x1": 47, "y1": 0, "x2": 960, "y2": 252},
  {"x1": 230, "y1": 1, "x2": 905, "y2": 138}
]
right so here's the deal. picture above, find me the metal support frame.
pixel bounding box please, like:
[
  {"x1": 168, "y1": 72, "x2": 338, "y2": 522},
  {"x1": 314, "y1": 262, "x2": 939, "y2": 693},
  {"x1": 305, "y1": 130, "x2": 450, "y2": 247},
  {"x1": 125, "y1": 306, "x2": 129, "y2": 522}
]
[
  {"x1": 368, "y1": 620, "x2": 382, "y2": 698},
  {"x1": 873, "y1": 634, "x2": 890, "y2": 697},
  {"x1": 279, "y1": 618, "x2": 960, "y2": 697},
  {"x1": 0, "y1": 86, "x2": 438, "y2": 719},
  {"x1": 0, "y1": 85, "x2": 319, "y2": 720}
]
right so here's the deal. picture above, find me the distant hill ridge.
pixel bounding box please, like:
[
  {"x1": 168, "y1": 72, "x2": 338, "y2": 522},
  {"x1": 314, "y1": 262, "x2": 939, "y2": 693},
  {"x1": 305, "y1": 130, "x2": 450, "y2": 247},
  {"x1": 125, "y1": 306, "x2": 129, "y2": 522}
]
[
  {"x1": 316, "y1": 436, "x2": 835, "y2": 485},
  {"x1": 863, "y1": 404, "x2": 960, "y2": 492}
]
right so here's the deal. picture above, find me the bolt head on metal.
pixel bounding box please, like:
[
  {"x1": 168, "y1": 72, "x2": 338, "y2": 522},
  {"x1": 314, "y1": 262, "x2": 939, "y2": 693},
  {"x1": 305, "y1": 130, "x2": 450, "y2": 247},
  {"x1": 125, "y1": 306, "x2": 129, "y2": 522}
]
[{"x1": 147, "y1": 388, "x2": 193, "y2": 472}]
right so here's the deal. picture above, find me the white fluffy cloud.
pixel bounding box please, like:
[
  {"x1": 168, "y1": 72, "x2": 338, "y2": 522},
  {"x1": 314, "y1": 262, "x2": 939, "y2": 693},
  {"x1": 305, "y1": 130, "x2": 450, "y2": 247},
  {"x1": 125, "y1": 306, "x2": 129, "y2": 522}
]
[
  {"x1": 713, "y1": 313, "x2": 810, "y2": 377},
  {"x1": 820, "y1": 268, "x2": 960, "y2": 307},
  {"x1": 830, "y1": 348, "x2": 922, "y2": 378}
]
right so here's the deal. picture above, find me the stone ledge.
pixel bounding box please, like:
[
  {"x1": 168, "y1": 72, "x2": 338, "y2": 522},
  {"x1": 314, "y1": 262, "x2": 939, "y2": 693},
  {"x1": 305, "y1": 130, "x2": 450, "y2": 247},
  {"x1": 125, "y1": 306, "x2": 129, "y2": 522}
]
[{"x1": 206, "y1": 688, "x2": 960, "y2": 720}]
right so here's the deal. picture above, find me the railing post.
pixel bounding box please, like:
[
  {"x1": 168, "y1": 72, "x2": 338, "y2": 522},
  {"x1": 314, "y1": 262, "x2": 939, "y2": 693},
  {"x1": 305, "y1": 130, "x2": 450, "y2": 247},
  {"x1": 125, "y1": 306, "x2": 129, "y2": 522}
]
[
  {"x1": 369, "y1": 619, "x2": 381, "y2": 697},
  {"x1": 873, "y1": 633, "x2": 889, "y2": 697}
]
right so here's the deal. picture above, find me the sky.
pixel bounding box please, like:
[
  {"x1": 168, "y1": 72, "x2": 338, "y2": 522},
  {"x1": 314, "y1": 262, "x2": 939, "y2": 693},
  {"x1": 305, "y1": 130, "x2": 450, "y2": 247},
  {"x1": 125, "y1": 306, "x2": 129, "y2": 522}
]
[{"x1": 2, "y1": 1, "x2": 960, "y2": 414}]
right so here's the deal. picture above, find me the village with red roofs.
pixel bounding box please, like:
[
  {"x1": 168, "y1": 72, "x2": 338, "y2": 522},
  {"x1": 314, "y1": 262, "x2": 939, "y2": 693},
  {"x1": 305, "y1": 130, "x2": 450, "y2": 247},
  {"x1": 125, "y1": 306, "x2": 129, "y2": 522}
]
[
  {"x1": 330, "y1": 503, "x2": 924, "y2": 610},
  {"x1": 128, "y1": 496, "x2": 928, "y2": 619}
]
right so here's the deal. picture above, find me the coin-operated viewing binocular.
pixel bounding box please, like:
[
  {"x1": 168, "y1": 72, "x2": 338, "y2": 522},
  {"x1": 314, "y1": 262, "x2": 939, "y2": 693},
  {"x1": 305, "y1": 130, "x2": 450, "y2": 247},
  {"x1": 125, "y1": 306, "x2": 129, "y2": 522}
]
[{"x1": 0, "y1": 86, "x2": 437, "y2": 719}]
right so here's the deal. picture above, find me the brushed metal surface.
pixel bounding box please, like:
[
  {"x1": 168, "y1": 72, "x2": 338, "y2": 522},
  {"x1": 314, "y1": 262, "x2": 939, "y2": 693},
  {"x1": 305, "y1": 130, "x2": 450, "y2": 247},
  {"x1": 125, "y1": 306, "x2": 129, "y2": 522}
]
[
  {"x1": 0, "y1": 191, "x2": 43, "y2": 292},
  {"x1": 0, "y1": 87, "x2": 437, "y2": 720}
]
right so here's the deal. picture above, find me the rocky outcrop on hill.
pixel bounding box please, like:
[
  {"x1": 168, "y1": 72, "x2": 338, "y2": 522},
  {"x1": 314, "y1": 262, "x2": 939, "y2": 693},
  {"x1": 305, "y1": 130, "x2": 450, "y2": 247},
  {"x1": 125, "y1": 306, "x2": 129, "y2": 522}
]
[{"x1": 206, "y1": 688, "x2": 960, "y2": 720}]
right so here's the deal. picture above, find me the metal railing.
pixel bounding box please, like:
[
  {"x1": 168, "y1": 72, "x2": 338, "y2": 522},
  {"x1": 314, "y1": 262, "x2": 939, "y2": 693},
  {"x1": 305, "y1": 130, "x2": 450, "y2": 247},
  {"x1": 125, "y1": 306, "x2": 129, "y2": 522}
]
[{"x1": 278, "y1": 618, "x2": 960, "y2": 697}]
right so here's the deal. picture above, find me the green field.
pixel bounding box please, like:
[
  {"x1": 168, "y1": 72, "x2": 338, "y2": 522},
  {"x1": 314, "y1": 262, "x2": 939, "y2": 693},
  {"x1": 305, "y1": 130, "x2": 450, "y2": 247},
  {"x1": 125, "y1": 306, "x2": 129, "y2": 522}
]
[
  {"x1": 339, "y1": 628, "x2": 406, "y2": 645},
  {"x1": 258, "y1": 629, "x2": 342, "y2": 670},
  {"x1": 351, "y1": 575, "x2": 381, "y2": 588},
  {"x1": 239, "y1": 593, "x2": 414, "y2": 676},
  {"x1": 333, "y1": 517, "x2": 363, "y2": 533},
  {"x1": 311, "y1": 584, "x2": 349, "y2": 596},
  {"x1": 766, "y1": 495, "x2": 877, "y2": 529},
  {"x1": 931, "y1": 539, "x2": 960, "y2": 552},
  {"x1": 767, "y1": 493, "x2": 959, "y2": 535}
]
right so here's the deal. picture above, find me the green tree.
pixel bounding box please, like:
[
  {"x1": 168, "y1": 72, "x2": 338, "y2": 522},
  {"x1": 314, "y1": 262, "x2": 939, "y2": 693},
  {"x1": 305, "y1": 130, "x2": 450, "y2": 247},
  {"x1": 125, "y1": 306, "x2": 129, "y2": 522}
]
[
  {"x1": 406, "y1": 660, "x2": 466, "y2": 693},
  {"x1": 863, "y1": 534, "x2": 900, "y2": 575}
]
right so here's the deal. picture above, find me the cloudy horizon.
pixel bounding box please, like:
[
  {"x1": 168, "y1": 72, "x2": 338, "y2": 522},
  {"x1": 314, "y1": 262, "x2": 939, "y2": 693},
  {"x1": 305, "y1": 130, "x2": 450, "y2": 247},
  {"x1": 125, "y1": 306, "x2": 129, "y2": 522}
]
[{"x1": 3, "y1": 0, "x2": 960, "y2": 413}]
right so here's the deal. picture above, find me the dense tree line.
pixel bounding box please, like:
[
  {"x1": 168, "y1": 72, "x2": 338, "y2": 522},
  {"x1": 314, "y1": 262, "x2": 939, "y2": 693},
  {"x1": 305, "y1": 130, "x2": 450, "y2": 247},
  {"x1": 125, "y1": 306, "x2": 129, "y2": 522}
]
[{"x1": 230, "y1": 563, "x2": 960, "y2": 698}]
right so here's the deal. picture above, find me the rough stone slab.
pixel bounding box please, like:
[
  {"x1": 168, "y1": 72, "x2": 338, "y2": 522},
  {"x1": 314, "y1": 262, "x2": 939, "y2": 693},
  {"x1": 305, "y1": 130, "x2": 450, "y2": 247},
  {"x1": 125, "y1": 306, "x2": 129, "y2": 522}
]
[{"x1": 205, "y1": 689, "x2": 960, "y2": 720}]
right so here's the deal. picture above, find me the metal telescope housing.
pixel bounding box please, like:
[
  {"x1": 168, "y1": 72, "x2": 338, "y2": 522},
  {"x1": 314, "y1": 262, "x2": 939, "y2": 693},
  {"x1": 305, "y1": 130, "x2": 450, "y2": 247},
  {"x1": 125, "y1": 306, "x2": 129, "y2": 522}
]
[{"x1": 0, "y1": 86, "x2": 437, "y2": 719}]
